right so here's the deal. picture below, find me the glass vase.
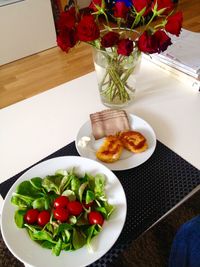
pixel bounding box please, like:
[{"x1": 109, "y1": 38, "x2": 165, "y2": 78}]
[{"x1": 92, "y1": 29, "x2": 141, "y2": 109}]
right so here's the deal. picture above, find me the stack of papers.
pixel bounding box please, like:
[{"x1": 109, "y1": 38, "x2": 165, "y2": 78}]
[{"x1": 144, "y1": 29, "x2": 200, "y2": 91}]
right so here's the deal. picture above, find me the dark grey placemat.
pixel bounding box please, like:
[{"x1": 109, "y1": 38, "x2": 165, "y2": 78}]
[{"x1": 0, "y1": 141, "x2": 200, "y2": 267}]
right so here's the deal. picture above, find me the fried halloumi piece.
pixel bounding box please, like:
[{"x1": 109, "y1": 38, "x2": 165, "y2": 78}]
[
  {"x1": 96, "y1": 136, "x2": 123, "y2": 163},
  {"x1": 119, "y1": 131, "x2": 148, "y2": 153}
]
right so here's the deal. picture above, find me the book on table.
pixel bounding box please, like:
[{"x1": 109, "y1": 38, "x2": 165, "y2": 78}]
[{"x1": 144, "y1": 29, "x2": 200, "y2": 91}]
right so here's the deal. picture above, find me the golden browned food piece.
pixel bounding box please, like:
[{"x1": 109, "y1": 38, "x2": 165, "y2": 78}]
[
  {"x1": 119, "y1": 131, "x2": 148, "y2": 153},
  {"x1": 96, "y1": 136, "x2": 123, "y2": 163}
]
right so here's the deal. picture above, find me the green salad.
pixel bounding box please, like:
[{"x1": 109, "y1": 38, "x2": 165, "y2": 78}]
[{"x1": 11, "y1": 168, "x2": 114, "y2": 256}]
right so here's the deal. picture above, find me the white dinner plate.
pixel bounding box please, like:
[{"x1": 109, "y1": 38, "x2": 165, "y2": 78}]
[
  {"x1": 75, "y1": 114, "x2": 157, "y2": 170},
  {"x1": 1, "y1": 156, "x2": 127, "y2": 267}
]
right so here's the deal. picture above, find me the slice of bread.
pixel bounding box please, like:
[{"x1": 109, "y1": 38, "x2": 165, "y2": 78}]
[{"x1": 90, "y1": 109, "x2": 130, "y2": 140}]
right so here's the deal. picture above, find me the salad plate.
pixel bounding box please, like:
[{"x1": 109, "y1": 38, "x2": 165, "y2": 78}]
[
  {"x1": 76, "y1": 114, "x2": 157, "y2": 170},
  {"x1": 1, "y1": 156, "x2": 127, "y2": 267}
]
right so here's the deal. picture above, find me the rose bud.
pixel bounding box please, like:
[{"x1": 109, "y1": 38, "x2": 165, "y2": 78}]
[
  {"x1": 101, "y1": 31, "x2": 120, "y2": 48},
  {"x1": 117, "y1": 38, "x2": 133, "y2": 56},
  {"x1": 77, "y1": 15, "x2": 100, "y2": 42},
  {"x1": 154, "y1": 30, "x2": 172, "y2": 53},
  {"x1": 113, "y1": 1, "x2": 129, "y2": 19},
  {"x1": 165, "y1": 11, "x2": 183, "y2": 36},
  {"x1": 138, "y1": 31, "x2": 158, "y2": 54}
]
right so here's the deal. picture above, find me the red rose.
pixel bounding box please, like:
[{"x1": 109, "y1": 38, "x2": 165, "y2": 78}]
[
  {"x1": 101, "y1": 31, "x2": 120, "y2": 48},
  {"x1": 154, "y1": 30, "x2": 172, "y2": 52},
  {"x1": 165, "y1": 11, "x2": 183, "y2": 36},
  {"x1": 138, "y1": 31, "x2": 158, "y2": 54},
  {"x1": 113, "y1": 1, "x2": 129, "y2": 19},
  {"x1": 89, "y1": 0, "x2": 103, "y2": 11},
  {"x1": 132, "y1": 0, "x2": 152, "y2": 16},
  {"x1": 117, "y1": 38, "x2": 133, "y2": 56},
  {"x1": 77, "y1": 15, "x2": 100, "y2": 42},
  {"x1": 138, "y1": 30, "x2": 172, "y2": 54},
  {"x1": 57, "y1": 28, "x2": 78, "y2": 52},
  {"x1": 152, "y1": 0, "x2": 174, "y2": 14},
  {"x1": 56, "y1": 8, "x2": 77, "y2": 31}
]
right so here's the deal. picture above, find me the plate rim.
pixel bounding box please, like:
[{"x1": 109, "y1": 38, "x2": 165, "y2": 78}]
[
  {"x1": 1, "y1": 156, "x2": 127, "y2": 267},
  {"x1": 75, "y1": 113, "x2": 157, "y2": 171}
]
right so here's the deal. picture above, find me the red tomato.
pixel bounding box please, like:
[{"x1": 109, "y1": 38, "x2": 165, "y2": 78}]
[
  {"x1": 53, "y1": 196, "x2": 69, "y2": 209},
  {"x1": 67, "y1": 201, "x2": 83, "y2": 216},
  {"x1": 24, "y1": 209, "x2": 39, "y2": 224},
  {"x1": 37, "y1": 210, "x2": 51, "y2": 226},
  {"x1": 88, "y1": 211, "x2": 104, "y2": 226},
  {"x1": 53, "y1": 207, "x2": 69, "y2": 222}
]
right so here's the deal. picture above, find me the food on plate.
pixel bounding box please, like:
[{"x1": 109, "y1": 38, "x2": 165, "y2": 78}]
[
  {"x1": 96, "y1": 131, "x2": 148, "y2": 163},
  {"x1": 88, "y1": 211, "x2": 104, "y2": 226},
  {"x1": 119, "y1": 130, "x2": 148, "y2": 153},
  {"x1": 11, "y1": 168, "x2": 114, "y2": 256},
  {"x1": 90, "y1": 109, "x2": 130, "y2": 140},
  {"x1": 96, "y1": 135, "x2": 123, "y2": 163},
  {"x1": 37, "y1": 210, "x2": 51, "y2": 226},
  {"x1": 89, "y1": 110, "x2": 149, "y2": 163}
]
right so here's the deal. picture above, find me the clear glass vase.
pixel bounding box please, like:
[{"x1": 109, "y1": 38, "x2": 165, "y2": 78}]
[{"x1": 92, "y1": 29, "x2": 141, "y2": 109}]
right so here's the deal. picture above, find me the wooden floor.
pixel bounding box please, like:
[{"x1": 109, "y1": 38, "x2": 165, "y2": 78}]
[{"x1": 0, "y1": 0, "x2": 200, "y2": 109}]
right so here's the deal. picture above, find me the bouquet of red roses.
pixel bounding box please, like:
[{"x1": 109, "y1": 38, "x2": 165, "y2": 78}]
[
  {"x1": 57, "y1": 0, "x2": 182, "y2": 55},
  {"x1": 56, "y1": 0, "x2": 183, "y2": 107}
]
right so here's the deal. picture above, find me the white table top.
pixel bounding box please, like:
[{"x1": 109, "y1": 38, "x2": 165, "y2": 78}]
[{"x1": 0, "y1": 58, "x2": 200, "y2": 184}]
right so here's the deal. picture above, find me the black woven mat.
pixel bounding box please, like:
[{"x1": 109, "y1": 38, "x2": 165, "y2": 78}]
[{"x1": 1, "y1": 141, "x2": 200, "y2": 267}]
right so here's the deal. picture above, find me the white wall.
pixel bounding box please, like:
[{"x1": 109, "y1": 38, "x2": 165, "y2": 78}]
[{"x1": 0, "y1": 0, "x2": 56, "y2": 65}]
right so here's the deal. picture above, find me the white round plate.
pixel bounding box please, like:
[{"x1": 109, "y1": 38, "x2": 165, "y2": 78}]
[
  {"x1": 1, "y1": 156, "x2": 127, "y2": 267},
  {"x1": 76, "y1": 114, "x2": 156, "y2": 171}
]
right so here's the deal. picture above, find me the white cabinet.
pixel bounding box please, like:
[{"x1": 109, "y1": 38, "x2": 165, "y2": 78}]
[{"x1": 0, "y1": 0, "x2": 56, "y2": 65}]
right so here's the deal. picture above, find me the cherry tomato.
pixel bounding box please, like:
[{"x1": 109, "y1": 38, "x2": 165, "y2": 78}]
[
  {"x1": 88, "y1": 211, "x2": 104, "y2": 226},
  {"x1": 37, "y1": 210, "x2": 51, "y2": 226},
  {"x1": 67, "y1": 201, "x2": 83, "y2": 216},
  {"x1": 53, "y1": 207, "x2": 69, "y2": 222},
  {"x1": 82, "y1": 200, "x2": 94, "y2": 209},
  {"x1": 24, "y1": 209, "x2": 39, "y2": 224},
  {"x1": 53, "y1": 196, "x2": 69, "y2": 209}
]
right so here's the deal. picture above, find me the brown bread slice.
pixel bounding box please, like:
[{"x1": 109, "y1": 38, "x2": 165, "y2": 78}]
[{"x1": 90, "y1": 109, "x2": 130, "y2": 140}]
